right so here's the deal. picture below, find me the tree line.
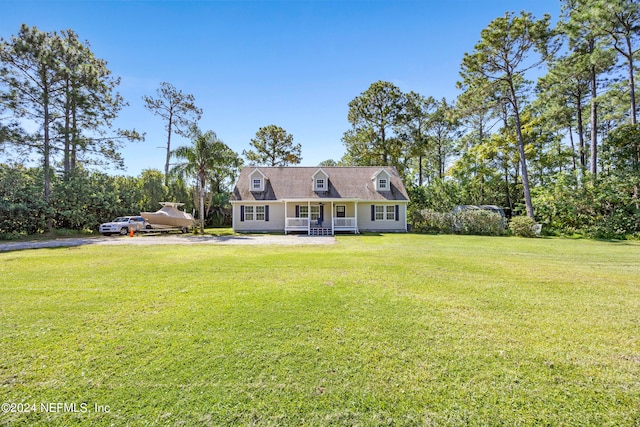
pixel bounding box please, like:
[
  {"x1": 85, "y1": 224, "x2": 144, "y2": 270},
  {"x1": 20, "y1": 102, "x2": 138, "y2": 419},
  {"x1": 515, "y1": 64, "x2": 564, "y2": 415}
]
[
  {"x1": 336, "y1": 1, "x2": 639, "y2": 239},
  {"x1": 0, "y1": 25, "x2": 298, "y2": 237},
  {"x1": 2, "y1": 0, "x2": 639, "y2": 239}
]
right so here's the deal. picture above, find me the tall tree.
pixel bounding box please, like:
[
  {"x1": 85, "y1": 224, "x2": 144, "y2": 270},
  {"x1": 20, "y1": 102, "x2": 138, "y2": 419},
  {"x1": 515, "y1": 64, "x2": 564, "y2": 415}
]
[
  {"x1": 400, "y1": 91, "x2": 437, "y2": 185},
  {"x1": 143, "y1": 82, "x2": 202, "y2": 185},
  {"x1": 601, "y1": 123, "x2": 640, "y2": 207},
  {"x1": 455, "y1": 76, "x2": 498, "y2": 155},
  {"x1": 243, "y1": 125, "x2": 300, "y2": 166},
  {"x1": 1, "y1": 24, "x2": 141, "y2": 215},
  {"x1": 343, "y1": 81, "x2": 405, "y2": 167},
  {"x1": 536, "y1": 52, "x2": 591, "y2": 170},
  {"x1": 459, "y1": 11, "x2": 555, "y2": 219},
  {"x1": 55, "y1": 29, "x2": 142, "y2": 175},
  {"x1": 561, "y1": 0, "x2": 617, "y2": 177},
  {"x1": 171, "y1": 127, "x2": 240, "y2": 234},
  {"x1": 455, "y1": 77, "x2": 501, "y2": 200},
  {"x1": 425, "y1": 98, "x2": 460, "y2": 181},
  {"x1": 0, "y1": 25, "x2": 64, "y2": 207},
  {"x1": 596, "y1": 0, "x2": 640, "y2": 124}
]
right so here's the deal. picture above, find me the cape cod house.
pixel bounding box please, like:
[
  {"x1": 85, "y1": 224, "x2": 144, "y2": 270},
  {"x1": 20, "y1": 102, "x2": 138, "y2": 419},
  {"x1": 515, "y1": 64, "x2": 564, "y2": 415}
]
[{"x1": 231, "y1": 166, "x2": 410, "y2": 235}]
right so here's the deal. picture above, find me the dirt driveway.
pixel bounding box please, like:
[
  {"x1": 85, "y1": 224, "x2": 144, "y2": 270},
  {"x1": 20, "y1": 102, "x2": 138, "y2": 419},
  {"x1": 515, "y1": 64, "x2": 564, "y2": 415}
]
[{"x1": 0, "y1": 233, "x2": 337, "y2": 252}]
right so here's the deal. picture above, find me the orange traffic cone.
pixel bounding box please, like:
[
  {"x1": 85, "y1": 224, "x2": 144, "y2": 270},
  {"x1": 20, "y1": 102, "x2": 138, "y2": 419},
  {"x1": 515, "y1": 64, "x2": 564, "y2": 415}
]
[{"x1": 129, "y1": 228, "x2": 134, "y2": 237}]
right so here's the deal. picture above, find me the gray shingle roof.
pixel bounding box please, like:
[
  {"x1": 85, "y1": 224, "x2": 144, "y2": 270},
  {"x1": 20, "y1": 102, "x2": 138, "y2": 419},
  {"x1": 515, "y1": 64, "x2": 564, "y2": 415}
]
[{"x1": 231, "y1": 166, "x2": 410, "y2": 202}]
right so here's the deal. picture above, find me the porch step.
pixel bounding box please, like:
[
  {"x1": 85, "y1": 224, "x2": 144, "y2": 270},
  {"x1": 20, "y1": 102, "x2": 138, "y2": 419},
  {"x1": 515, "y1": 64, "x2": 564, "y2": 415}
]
[{"x1": 309, "y1": 227, "x2": 333, "y2": 236}]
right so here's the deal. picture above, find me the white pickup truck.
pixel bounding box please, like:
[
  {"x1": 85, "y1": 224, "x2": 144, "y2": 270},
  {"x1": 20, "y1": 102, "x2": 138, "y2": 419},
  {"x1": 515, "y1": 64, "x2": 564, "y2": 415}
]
[{"x1": 99, "y1": 216, "x2": 150, "y2": 236}]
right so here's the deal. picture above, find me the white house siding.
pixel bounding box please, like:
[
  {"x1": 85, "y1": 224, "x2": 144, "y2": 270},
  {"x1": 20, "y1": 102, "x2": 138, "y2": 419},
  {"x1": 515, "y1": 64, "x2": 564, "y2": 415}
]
[
  {"x1": 284, "y1": 201, "x2": 357, "y2": 223},
  {"x1": 233, "y1": 201, "x2": 407, "y2": 233},
  {"x1": 334, "y1": 202, "x2": 356, "y2": 219},
  {"x1": 233, "y1": 202, "x2": 285, "y2": 233},
  {"x1": 232, "y1": 167, "x2": 410, "y2": 234},
  {"x1": 357, "y1": 202, "x2": 408, "y2": 232}
]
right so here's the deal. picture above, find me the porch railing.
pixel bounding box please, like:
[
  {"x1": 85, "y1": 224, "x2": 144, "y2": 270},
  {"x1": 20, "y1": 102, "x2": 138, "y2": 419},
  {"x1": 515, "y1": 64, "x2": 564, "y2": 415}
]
[
  {"x1": 285, "y1": 217, "x2": 309, "y2": 231},
  {"x1": 286, "y1": 216, "x2": 358, "y2": 234},
  {"x1": 333, "y1": 217, "x2": 357, "y2": 230}
]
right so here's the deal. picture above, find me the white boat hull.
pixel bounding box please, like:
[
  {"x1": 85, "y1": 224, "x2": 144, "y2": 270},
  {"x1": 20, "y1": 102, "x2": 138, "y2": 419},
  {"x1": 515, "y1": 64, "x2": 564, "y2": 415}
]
[{"x1": 141, "y1": 202, "x2": 194, "y2": 229}]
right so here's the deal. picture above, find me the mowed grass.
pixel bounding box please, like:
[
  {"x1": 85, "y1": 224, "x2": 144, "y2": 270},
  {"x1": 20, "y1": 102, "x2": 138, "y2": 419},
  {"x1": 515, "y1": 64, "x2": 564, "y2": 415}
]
[{"x1": 1, "y1": 234, "x2": 639, "y2": 426}]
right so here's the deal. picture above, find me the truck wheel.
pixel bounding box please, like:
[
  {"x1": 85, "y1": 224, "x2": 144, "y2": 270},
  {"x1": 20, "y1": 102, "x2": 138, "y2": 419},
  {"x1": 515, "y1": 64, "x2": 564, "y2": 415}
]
[{"x1": 119, "y1": 227, "x2": 128, "y2": 236}]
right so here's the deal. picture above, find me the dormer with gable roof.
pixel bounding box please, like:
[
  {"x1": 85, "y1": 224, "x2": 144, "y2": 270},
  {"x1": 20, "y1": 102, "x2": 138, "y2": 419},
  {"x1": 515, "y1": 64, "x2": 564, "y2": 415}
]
[
  {"x1": 312, "y1": 168, "x2": 329, "y2": 192},
  {"x1": 373, "y1": 168, "x2": 391, "y2": 192},
  {"x1": 249, "y1": 168, "x2": 266, "y2": 192}
]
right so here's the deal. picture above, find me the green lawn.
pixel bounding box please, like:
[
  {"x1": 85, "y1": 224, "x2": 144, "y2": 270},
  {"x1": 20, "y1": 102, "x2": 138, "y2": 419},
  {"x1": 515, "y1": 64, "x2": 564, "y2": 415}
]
[{"x1": 1, "y1": 234, "x2": 639, "y2": 426}]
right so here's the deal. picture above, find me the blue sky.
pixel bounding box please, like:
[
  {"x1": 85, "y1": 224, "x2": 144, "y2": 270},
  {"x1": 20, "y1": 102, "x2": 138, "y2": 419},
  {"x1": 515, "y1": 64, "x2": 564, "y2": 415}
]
[{"x1": 2, "y1": 0, "x2": 561, "y2": 176}]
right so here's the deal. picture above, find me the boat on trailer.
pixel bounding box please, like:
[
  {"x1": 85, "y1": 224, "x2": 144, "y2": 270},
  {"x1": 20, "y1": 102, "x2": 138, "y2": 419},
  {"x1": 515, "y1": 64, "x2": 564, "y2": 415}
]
[{"x1": 141, "y1": 202, "x2": 194, "y2": 233}]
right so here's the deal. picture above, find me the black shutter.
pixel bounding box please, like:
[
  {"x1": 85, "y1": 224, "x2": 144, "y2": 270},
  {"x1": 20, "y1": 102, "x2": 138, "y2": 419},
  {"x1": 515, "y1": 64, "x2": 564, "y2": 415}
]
[
  {"x1": 265, "y1": 205, "x2": 269, "y2": 222},
  {"x1": 395, "y1": 205, "x2": 400, "y2": 221},
  {"x1": 295, "y1": 205, "x2": 300, "y2": 218},
  {"x1": 320, "y1": 205, "x2": 324, "y2": 222},
  {"x1": 371, "y1": 205, "x2": 375, "y2": 221},
  {"x1": 240, "y1": 205, "x2": 245, "y2": 222}
]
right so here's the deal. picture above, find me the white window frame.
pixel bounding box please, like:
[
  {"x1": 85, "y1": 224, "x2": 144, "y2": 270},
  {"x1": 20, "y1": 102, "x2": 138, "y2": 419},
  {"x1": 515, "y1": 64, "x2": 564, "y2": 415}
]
[
  {"x1": 244, "y1": 205, "x2": 267, "y2": 221},
  {"x1": 374, "y1": 205, "x2": 396, "y2": 221},
  {"x1": 252, "y1": 178, "x2": 262, "y2": 191},
  {"x1": 315, "y1": 178, "x2": 326, "y2": 191},
  {"x1": 378, "y1": 178, "x2": 388, "y2": 190},
  {"x1": 375, "y1": 205, "x2": 385, "y2": 221},
  {"x1": 310, "y1": 206, "x2": 320, "y2": 220},
  {"x1": 298, "y1": 205, "x2": 321, "y2": 220},
  {"x1": 245, "y1": 205, "x2": 254, "y2": 221},
  {"x1": 255, "y1": 205, "x2": 265, "y2": 221},
  {"x1": 386, "y1": 205, "x2": 395, "y2": 221}
]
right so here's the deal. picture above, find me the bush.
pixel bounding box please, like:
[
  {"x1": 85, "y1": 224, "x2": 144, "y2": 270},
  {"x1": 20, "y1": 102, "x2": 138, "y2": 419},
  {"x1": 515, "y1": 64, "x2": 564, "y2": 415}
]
[
  {"x1": 0, "y1": 164, "x2": 50, "y2": 237},
  {"x1": 586, "y1": 207, "x2": 640, "y2": 240},
  {"x1": 413, "y1": 209, "x2": 504, "y2": 236},
  {"x1": 453, "y1": 209, "x2": 504, "y2": 236},
  {"x1": 413, "y1": 209, "x2": 454, "y2": 234},
  {"x1": 531, "y1": 171, "x2": 640, "y2": 239},
  {"x1": 509, "y1": 216, "x2": 537, "y2": 237}
]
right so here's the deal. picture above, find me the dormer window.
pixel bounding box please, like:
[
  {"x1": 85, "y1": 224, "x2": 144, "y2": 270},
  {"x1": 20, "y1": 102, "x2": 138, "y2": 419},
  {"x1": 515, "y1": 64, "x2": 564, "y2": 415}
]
[
  {"x1": 312, "y1": 168, "x2": 329, "y2": 192},
  {"x1": 373, "y1": 169, "x2": 391, "y2": 192},
  {"x1": 249, "y1": 168, "x2": 266, "y2": 192}
]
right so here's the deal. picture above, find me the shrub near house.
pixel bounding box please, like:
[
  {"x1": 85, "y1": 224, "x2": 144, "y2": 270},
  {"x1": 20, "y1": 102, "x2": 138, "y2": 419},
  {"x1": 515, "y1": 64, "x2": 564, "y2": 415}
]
[{"x1": 414, "y1": 208, "x2": 505, "y2": 236}]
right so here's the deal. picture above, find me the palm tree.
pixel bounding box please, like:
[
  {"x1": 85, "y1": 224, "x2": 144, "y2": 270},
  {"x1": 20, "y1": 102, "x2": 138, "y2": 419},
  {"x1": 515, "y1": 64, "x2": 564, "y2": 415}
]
[{"x1": 171, "y1": 126, "x2": 240, "y2": 234}]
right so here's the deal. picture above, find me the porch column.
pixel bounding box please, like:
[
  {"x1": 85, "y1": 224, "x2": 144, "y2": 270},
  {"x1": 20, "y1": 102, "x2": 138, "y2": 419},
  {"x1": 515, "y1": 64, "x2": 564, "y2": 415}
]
[
  {"x1": 331, "y1": 201, "x2": 335, "y2": 235},
  {"x1": 284, "y1": 200, "x2": 288, "y2": 234},
  {"x1": 405, "y1": 202, "x2": 408, "y2": 232},
  {"x1": 354, "y1": 202, "x2": 358, "y2": 234},
  {"x1": 231, "y1": 202, "x2": 236, "y2": 231},
  {"x1": 307, "y1": 200, "x2": 311, "y2": 234}
]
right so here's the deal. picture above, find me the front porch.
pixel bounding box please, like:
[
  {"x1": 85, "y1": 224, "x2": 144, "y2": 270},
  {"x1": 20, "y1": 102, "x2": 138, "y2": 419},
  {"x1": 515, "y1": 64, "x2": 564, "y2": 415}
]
[
  {"x1": 285, "y1": 217, "x2": 358, "y2": 235},
  {"x1": 284, "y1": 200, "x2": 359, "y2": 235}
]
